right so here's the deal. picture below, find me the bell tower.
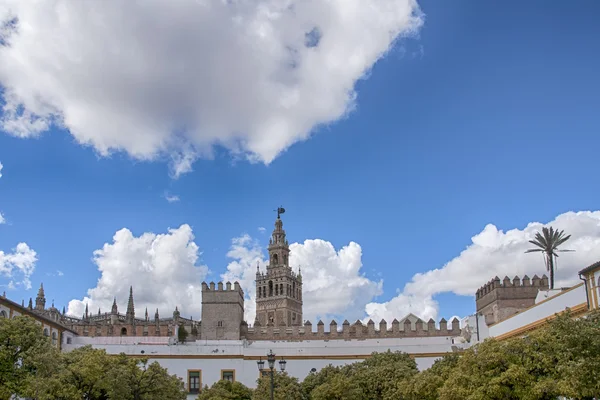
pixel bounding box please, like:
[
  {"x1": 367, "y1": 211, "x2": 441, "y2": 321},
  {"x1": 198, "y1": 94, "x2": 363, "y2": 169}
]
[{"x1": 255, "y1": 208, "x2": 303, "y2": 327}]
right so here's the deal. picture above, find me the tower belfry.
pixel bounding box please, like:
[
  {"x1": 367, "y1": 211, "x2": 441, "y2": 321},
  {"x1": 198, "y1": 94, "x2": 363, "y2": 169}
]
[{"x1": 255, "y1": 208, "x2": 303, "y2": 327}]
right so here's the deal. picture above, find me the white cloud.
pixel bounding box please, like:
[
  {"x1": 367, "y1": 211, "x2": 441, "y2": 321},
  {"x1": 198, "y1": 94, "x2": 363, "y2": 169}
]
[
  {"x1": 365, "y1": 210, "x2": 600, "y2": 323},
  {"x1": 222, "y1": 233, "x2": 382, "y2": 324},
  {"x1": 0, "y1": 242, "x2": 37, "y2": 290},
  {"x1": 57, "y1": 270, "x2": 64, "y2": 276},
  {"x1": 164, "y1": 192, "x2": 180, "y2": 203},
  {"x1": 0, "y1": 1, "x2": 423, "y2": 175},
  {"x1": 258, "y1": 227, "x2": 266, "y2": 233},
  {"x1": 67, "y1": 225, "x2": 208, "y2": 319},
  {"x1": 0, "y1": 212, "x2": 5, "y2": 224},
  {"x1": 0, "y1": 161, "x2": 3, "y2": 178}
]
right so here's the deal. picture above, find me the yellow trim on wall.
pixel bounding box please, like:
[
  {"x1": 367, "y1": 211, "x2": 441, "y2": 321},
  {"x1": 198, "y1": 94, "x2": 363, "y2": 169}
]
[
  {"x1": 221, "y1": 369, "x2": 236, "y2": 382},
  {"x1": 591, "y1": 272, "x2": 598, "y2": 309},
  {"x1": 494, "y1": 302, "x2": 588, "y2": 341},
  {"x1": 132, "y1": 352, "x2": 454, "y2": 360},
  {"x1": 187, "y1": 369, "x2": 202, "y2": 394}
]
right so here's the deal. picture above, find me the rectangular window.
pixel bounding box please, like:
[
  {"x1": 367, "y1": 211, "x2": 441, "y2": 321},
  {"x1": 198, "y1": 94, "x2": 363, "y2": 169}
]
[
  {"x1": 188, "y1": 370, "x2": 201, "y2": 394},
  {"x1": 221, "y1": 369, "x2": 235, "y2": 382},
  {"x1": 260, "y1": 369, "x2": 270, "y2": 378},
  {"x1": 217, "y1": 321, "x2": 223, "y2": 327}
]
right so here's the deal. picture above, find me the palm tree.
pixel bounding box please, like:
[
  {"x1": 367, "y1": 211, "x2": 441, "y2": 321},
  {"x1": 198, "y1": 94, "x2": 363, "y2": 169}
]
[{"x1": 525, "y1": 226, "x2": 573, "y2": 289}]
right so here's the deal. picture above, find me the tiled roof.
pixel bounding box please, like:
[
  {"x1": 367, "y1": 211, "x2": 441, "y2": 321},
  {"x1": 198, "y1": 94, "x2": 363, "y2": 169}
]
[{"x1": 579, "y1": 260, "x2": 600, "y2": 276}]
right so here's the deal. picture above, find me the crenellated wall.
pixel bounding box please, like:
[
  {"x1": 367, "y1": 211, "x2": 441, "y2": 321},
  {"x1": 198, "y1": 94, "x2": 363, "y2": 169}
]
[
  {"x1": 244, "y1": 316, "x2": 461, "y2": 341},
  {"x1": 476, "y1": 274, "x2": 549, "y2": 325}
]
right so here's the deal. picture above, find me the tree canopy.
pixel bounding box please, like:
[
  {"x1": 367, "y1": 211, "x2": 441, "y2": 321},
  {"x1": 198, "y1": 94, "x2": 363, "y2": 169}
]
[{"x1": 0, "y1": 316, "x2": 186, "y2": 400}]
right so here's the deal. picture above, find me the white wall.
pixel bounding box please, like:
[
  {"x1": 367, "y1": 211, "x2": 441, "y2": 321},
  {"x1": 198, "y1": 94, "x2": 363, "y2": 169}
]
[
  {"x1": 64, "y1": 335, "x2": 461, "y2": 394},
  {"x1": 489, "y1": 284, "x2": 586, "y2": 338}
]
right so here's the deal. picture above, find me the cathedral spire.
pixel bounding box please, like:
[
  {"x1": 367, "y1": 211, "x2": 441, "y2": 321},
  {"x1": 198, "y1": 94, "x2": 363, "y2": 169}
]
[
  {"x1": 126, "y1": 286, "x2": 135, "y2": 322},
  {"x1": 85, "y1": 303, "x2": 89, "y2": 319},
  {"x1": 35, "y1": 283, "x2": 46, "y2": 311},
  {"x1": 145, "y1": 307, "x2": 149, "y2": 321},
  {"x1": 112, "y1": 297, "x2": 118, "y2": 314},
  {"x1": 28, "y1": 298, "x2": 33, "y2": 309}
]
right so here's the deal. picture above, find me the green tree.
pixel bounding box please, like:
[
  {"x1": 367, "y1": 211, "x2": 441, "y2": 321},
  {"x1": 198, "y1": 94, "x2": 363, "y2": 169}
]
[
  {"x1": 252, "y1": 371, "x2": 303, "y2": 400},
  {"x1": 106, "y1": 355, "x2": 186, "y2": 400},
  {"x1": 310, "y1": 373, "x2": 363, "y2": 400},
  {"x1": 177, "y1": 325, "x2": 188, "y2": 342},
  {"x1": 301, "y1": 365, "x2": 341, "y2": 398},
  {"x1": 537, "y1": 309, "x2": 600, "y2": 399},
  {"x1": 400, "y1": 354, "x2": 460, "y2": 400},
  {"x1": 0, "y1": 315, "x2": 58, "y2": 400},
  {"x1": 525, "y1": 226, "x2": 573, "y2": 289},
  {"x1": 347, "y1": 350, "x2": 418, "y2": 400},
  {"x1": 197, "y1": 379, "x2": 253, "y2": 400}
]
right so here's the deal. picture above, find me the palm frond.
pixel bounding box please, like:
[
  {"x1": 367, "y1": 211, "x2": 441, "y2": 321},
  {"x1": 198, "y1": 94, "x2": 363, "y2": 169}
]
[{"x1": 524, "y1": 249, "x2": 543, "y2": 253}]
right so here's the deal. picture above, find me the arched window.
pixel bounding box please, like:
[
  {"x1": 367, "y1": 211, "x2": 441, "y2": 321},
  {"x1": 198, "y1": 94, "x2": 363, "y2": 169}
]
[
  {"x1": 283, "y1": 255, "x2": 288, "y2": 265},
  {"x1": 268, "y1": 281, "x2": 273, "y2": 297},
  {"x1": 280, "y1": 284, "x2": 283, "y2": 296},
  {"x1": 52, "y1": 332, "x2": 58, "y2": 346},
  {"x1": 0, "y1": 310, "x2": 6, "y2": 318},
  {"x1": 43, "y1": 328, "x2": 49, "y2": 337},
  {"x1": 292, "y1": 282, "x2": 296, "y2": 298},
  {"x1": 272, "y1": 254, "x2": 279, "y2": 265},
  {"x1": 275, "y1": 284, "x2": 279, "y2": 296},
  {"x1": 121, "y1": 327, "x2": 127, "y2": 336}
]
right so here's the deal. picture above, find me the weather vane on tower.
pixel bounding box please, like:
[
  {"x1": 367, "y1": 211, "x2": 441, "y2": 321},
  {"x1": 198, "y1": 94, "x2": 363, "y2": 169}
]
[{"x1": 275, "y1": 206, "x2": 286, "y2": 219}]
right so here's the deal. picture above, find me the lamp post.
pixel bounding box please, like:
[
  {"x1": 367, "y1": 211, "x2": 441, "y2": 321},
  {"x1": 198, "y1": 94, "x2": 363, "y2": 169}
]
[{"x1": 257, "y1": 349, "x2": 287, "y2": 400}]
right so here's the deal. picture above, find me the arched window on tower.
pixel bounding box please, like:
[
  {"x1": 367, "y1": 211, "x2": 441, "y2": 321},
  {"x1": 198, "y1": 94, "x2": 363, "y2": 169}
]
[
  {"x1": 283, "y1": 255, "x2": 288, "y2": 265},
  {"x1": 272, "y1": 254, "x2": 279, "y2": 265},
  {"x1": 280, "y1": 284, "x2": 283, "y2": 296},
  {"x1": 292, "y1": 282, "x2": 296, "y2": 299},
  {"x1": 275, "y1": 284, "x2": 279, "y2": 296},
  {"x1": 269, "y1": 281, "x2": 273, "y2": 297}
]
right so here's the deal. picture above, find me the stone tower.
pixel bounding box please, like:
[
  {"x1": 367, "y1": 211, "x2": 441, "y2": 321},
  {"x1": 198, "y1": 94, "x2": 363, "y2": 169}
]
[
  {"x1": 255, "y1": 212, "x2": 303, "y2": 327},
  {"x1": 476, "y1": 274, "x2": 549, "y2": 325},
  {"x1": 201, "y1": 281, "x2": 244, "y2": 340}
]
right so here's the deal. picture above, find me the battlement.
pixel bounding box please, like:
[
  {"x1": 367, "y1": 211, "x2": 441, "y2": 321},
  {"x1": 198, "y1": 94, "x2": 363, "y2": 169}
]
[
  {"x1": 475, "y1": 274, "x2": 549, "y2": 325},
  {"x1": 201, "y1": 281, "x2": 242, "y2": 293},
  {"x1": 244, "y1": 316, "x2": 461, "y2": 341},
  {"x1": 476, "y1": 274, "x2": 549, "y2": 300}
]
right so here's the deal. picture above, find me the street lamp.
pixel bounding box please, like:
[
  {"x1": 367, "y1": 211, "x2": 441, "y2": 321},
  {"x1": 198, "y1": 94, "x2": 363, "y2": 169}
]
[{"x1": 257, "y1": 349, "x2": 287, "y2": 400}]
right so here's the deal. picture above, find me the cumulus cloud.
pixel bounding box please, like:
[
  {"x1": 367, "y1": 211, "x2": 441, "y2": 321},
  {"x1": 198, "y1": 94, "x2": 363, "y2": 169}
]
[
  {"x1": 0, "y1": 212, "x2": 5, "y2": 224},
  {"x1": 0, "y1": 242, "x2": 37, "y2": 290},
  {"x1": 366, "y1": 211, "x2": 600, "y2": 323},
  {"x1": 67, "y1": 225, "x2": 208, "y2": 319},
  {"x1": 0, "y1": 1, "x2": 423, "y2": 175},
  {"x1": 222, "y1": 232, "x2": 382, "y2": 323}
]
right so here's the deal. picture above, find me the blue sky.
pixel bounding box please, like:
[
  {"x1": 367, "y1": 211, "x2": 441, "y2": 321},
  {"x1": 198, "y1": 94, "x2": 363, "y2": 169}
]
[{"x1": 1, "y1": 0, "x2": 600, "y2": 323}]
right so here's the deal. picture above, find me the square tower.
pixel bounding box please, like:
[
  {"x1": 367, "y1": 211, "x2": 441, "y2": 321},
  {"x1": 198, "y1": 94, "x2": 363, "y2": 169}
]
[
  {"x1": 201, "y1": 281, "x2": 244, "y2": 340},
  {"x1": 255, "y1": 210, "x2": 303, "y2": 327}
]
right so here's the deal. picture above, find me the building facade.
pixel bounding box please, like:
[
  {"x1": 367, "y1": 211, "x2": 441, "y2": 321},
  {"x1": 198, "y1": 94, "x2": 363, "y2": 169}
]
[{"x1": 2, "y1": 212, "x2": 599, "y2": 398}]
